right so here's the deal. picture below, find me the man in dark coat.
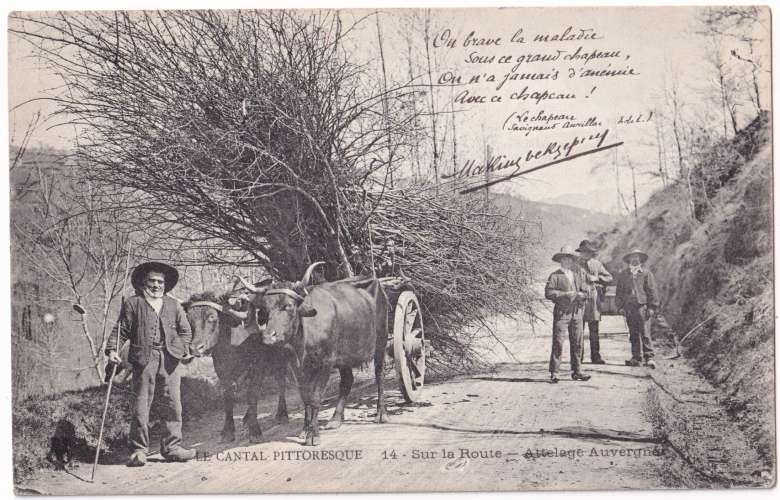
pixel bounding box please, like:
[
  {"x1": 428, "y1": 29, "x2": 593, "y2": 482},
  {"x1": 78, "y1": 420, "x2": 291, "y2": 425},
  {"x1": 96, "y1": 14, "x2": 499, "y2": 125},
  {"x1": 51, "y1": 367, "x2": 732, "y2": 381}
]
[
  {"x1": 615, "y1": 249, "x2": 659, "y2": 368},
  {"x1": 576, "y1": 240, "x2": 613, "y2": 364},
  {"x1": 376, "y1": 237, "x2": 407, "y2": 279},
  {"x1": 544, "y1": 246, "x2": 592, "y2": 383},
  {"x1": 106, "y1": 261, "x2": 196, "y2": 466}
]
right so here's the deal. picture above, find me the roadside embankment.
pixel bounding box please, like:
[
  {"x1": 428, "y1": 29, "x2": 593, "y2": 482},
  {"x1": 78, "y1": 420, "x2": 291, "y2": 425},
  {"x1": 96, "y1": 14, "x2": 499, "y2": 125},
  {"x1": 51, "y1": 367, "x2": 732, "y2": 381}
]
[
  {"x1": 592, "y1": 113, "x2": 774, "y2": 484},
  {"x1": 12, "y1": 360, "x2": 222, "y2": 484},
  {"x1": 645, "y1": 339, "x2": 771, "y2": 487}
]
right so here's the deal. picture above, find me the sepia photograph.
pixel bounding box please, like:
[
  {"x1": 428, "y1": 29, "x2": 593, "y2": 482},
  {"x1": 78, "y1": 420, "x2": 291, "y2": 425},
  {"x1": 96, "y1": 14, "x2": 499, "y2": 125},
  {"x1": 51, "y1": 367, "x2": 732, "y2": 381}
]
[{"x1": 5, "y1": 1, "x2": 775, "y2": 494}]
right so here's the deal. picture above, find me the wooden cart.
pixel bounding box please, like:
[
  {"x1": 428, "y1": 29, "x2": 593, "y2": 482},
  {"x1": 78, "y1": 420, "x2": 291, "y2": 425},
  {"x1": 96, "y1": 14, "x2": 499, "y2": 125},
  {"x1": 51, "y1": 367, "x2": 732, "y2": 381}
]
[
  {"x1": 380, "y1": 278, "x2": 428, "y2": 403},
  {"x1": 598, "y1": 285, "x2": 621, "y2": 316}
]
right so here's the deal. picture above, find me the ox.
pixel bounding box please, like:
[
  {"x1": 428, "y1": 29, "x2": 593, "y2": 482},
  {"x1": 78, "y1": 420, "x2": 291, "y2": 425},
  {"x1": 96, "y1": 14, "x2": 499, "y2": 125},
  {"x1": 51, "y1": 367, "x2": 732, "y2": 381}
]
[
  {"x1": 185, "y1": 283, "x2": 290, "y2": 443},
  {"x1": 247, "y1": 262, "x2": 390, "y2": 446}
]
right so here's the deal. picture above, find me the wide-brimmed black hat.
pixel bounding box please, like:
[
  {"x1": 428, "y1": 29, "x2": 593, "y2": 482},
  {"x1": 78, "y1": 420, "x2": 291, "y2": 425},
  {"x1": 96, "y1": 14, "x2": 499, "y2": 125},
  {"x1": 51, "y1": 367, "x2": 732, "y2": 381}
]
[
  {"x1": 131, "y1": 262, "x2": 179, "y2": 293},
  {"x1": 575, "y1": 240, "x2": 599, "y2": 254},
  {"x1": 622, "y1": 249, "x2": 649, "y2": 264},
  {"x1": 552, "y1": 245, "x2": 579, "y2": 263}
]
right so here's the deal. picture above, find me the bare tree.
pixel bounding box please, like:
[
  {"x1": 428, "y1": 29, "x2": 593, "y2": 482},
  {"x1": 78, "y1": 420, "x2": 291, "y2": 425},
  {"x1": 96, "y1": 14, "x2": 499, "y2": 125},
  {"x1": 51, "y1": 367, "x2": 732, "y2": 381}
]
[
  {"x1": 706, "y1": 35, "x2": 739, "y2": 137},
  {"x1": 423, "y1": 9, "x2": 440, "y2": 193},
  {"x1": 653, "y1": 118, "x2": 669, "y2": 188},
  {"x1": 10, "y1": 111, "x2": 43, "y2": 171},
  {"x1": 661, "y1": 69, "x2": 696, "y2": 221},
  {"x1": 12, "y1": 10, "x2": 540, "y2": 370},
  {"x1": 12, "y1": 152, "x2": 139, "y2": 382},
  {"x1": 623, "y1": 155, "x2": 639, "y2": 218},
  {"x1": 699, "y1": 7, "x2": 769, "y2": 118}
]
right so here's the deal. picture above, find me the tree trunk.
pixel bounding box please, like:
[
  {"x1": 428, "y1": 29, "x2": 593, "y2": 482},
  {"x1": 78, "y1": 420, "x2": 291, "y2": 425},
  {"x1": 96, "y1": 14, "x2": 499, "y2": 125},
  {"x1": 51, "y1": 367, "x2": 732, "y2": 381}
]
[
  {"x1": 375, "y1": 11, "x2": 394, "y2": 190},
  {"x1": 423, "y1": 9, "x2": 439, "y2": 194},
  {"x1": 405, "y1": 29, "x2": 422, "y2": 182}
]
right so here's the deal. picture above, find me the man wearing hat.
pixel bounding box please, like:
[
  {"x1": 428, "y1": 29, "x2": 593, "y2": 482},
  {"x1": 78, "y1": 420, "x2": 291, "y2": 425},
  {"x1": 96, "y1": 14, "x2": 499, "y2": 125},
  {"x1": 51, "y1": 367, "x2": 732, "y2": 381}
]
[
  {"x1": 575, "y1": 240, "x2": 613, "y2": 364},
  {"x1": 376, "y1": 236, "x2": 407, "y2": 279},
  {"x1": 544, "y1": 246, "x2": 592, "y2": 383},
  {"x1": 106, "y1": 261, "x2": 197, "y2": 466},
  {"x1": 615, "y1": 249, "x2": 659, "y2": 368}
]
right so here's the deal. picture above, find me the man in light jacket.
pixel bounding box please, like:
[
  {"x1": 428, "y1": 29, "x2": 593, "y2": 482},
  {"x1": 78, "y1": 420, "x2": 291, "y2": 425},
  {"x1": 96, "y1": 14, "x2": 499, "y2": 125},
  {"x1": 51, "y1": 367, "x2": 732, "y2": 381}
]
[{"x1": 545, "y1": 246, "x2": 592, "y2": 383}]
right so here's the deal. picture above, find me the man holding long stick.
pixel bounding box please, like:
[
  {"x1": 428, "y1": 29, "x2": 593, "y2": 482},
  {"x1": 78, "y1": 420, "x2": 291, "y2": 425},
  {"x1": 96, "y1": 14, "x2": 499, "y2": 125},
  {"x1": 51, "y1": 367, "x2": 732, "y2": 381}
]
[{"x1": 106, "y1": 261, "x2": 196, "y2": 466}]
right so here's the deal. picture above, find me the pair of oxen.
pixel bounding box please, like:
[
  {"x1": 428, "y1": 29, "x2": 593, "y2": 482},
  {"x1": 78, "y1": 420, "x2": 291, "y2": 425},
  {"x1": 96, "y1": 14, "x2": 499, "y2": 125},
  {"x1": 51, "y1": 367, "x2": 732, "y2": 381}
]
[{"x1": 184, "y1": 263, "x2": 390, "y2": 447}]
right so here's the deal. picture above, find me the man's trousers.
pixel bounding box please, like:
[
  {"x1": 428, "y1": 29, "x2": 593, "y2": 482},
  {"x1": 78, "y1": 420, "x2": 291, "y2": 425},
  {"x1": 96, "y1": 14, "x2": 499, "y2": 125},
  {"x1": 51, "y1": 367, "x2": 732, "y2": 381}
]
[
  {"x1": 130, "y1": 349, "x2": 183, "y2": 455},
  {"x1": 625, "y1": 305, "x2": 654, "y2": 361},
  {"x1": 579, "y1": 320, "x2": 603, "y2": 362},
  {"x1": 549, "y1": 312, "x2": 584, "y2": 375}
]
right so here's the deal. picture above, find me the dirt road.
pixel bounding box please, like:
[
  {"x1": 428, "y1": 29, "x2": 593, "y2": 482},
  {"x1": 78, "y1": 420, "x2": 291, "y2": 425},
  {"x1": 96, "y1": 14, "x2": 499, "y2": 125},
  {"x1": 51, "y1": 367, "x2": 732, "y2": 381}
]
[{"x1": 24, "y1": 315, "x2": 708, "y2": 494}]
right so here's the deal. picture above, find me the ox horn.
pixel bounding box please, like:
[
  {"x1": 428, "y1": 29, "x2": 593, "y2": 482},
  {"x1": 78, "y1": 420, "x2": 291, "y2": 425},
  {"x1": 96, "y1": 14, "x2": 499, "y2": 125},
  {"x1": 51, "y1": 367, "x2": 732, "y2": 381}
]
[
  {"x1": 235, "y1": 275, "x2": 274, "y2": 294},
  {"x1": 234, "y1": 275, "x2": 258, "y2": 293},
  {"x1": 301, "y1": 261, "x2": 326, "y2": 287}
]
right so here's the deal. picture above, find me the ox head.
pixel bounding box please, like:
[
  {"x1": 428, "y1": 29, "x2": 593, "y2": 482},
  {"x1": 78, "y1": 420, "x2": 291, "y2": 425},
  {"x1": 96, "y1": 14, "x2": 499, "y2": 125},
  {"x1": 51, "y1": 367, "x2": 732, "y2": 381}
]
[
  {"x1": 261, "y1": 262, "x2": 323, "y2": 346},
  {"x1": 184, "y1": 293, "x2": 225, "y2": 356},
  {"x1": 185, "y1": 278, "x2": 273, "y2": 355}
]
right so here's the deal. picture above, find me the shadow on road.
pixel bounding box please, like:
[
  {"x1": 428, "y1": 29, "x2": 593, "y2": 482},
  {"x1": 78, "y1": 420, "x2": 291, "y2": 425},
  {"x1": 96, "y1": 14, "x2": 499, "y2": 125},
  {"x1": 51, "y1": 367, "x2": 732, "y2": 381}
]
[{"x1": 471, "y1": 376, "x2": 551, "y2": 384}]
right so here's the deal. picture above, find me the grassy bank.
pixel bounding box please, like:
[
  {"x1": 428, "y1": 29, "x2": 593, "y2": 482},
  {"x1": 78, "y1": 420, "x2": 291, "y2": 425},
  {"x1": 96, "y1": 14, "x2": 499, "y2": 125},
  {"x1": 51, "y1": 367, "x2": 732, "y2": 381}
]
[{"x1": 13, "y1": 360, "x2": 222, "y2": 484}]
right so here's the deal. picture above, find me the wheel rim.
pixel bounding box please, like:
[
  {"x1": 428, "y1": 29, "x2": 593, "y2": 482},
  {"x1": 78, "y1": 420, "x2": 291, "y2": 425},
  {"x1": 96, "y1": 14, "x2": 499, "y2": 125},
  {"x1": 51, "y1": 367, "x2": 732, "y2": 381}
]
[{"x1": 393, "y1": 291, "x2": 425, "y2": 402}]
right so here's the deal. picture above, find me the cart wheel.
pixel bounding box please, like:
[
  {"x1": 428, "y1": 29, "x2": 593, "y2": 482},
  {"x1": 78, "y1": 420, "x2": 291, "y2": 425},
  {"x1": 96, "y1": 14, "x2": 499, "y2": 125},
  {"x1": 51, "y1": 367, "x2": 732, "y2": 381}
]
[{"x1": 393, "y1": 291, "x2": 425, "y2": 402}]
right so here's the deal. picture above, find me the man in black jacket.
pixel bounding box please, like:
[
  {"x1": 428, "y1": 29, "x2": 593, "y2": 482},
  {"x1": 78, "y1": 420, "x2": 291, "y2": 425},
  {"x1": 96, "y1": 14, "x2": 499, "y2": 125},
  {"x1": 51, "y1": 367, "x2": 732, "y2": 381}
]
[
  {"x1": 106, "y1": 261, "x2": 196, "y2": 466},
  {"x1": 615, "y1": 249, "x2": 659, "y2": 368},
  {"x1": 576, "y1": 240, "x2": 612, "y2": 364}
]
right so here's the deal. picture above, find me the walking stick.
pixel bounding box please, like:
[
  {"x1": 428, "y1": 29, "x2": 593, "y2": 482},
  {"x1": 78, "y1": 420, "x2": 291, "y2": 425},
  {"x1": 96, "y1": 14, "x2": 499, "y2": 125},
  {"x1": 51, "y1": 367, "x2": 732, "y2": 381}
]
[
  {"x1": 638, "y1": 310, "x2": 645, "y2": 361},
  {"x1": 90, "y1": 242, "x2": 133, "y2": 482},
  {"x1": 670, "y1": 312, "x2": 720, "y2": 359}
]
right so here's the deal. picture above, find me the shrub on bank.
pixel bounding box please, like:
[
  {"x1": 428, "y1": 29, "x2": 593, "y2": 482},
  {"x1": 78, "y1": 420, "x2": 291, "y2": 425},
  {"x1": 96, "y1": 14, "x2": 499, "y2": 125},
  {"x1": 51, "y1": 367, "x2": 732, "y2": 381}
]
[{"x1": 13, "y1": 374, "x2": 222, "y2": 484}]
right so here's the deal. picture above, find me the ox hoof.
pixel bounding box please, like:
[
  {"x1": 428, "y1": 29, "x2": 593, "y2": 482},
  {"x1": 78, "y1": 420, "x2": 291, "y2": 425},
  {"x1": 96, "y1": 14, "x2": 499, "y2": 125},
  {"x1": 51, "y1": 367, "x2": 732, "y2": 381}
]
[
  {"x1": 275, "y1": 413, "x2": 289, "y2": 425},
  {"x1": 303, "y1": 434, "x2": 321, "y2": 447},
  {"x1": 249, "y1": 433, "x2": 264, "y2": 444},
  {"x1": 374, "y1": 413, "x2": 390, "y2": 424},
  {"x1": 219, "y1": 432, "x2": 235, "y2": 443},
  {"x1": 325, "y1": 418, "x2": 343, "y2": 430}
]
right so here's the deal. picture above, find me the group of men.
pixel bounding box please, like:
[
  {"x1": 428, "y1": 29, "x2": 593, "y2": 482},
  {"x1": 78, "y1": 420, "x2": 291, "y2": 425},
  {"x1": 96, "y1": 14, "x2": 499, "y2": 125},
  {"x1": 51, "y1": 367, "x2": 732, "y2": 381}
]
[
  {"x1": 544, "y1": 240, "x2": 659, "y2": 383},
  {"x1": 103, "y1": 237, "x2": 660, "y2": 466}
]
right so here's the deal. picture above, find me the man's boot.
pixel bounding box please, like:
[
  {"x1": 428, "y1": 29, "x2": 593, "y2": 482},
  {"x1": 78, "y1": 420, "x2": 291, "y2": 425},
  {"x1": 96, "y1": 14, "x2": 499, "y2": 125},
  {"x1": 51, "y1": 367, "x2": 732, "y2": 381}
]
[
  {"x1": 625, "y1": 359, "x2": 641, "y2": 367},
  {"x1": 163, "y1": 447, "x2": 197, "y2": 462},
  {"x1": 127, "y1": 450, "x2": 147, "y2": 467},
  {"x1": 644, "y1": 359, "x2": 656, "y2": 369}
]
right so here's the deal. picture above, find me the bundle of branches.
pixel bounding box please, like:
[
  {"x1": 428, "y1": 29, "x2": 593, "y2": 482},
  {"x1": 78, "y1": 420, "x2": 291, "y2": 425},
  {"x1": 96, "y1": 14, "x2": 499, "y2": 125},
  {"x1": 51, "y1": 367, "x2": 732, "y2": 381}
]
[
  {"x1": 13, "y1": 10, "x2": 538, "y2": 371},
  {"x1": 13, "y1": 10, "x2": 423, "y2": 277},
  {"x1": 357, "y1": 185, "x2": 538, "y2": 373}
]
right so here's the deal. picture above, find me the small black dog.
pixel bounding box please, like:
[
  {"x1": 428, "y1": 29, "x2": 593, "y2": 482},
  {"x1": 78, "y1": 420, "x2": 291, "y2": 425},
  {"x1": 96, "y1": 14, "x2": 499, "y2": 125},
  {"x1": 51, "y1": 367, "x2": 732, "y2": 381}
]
[{"x1": 47, "y1": 418, "x2": 76, "y2": 471}]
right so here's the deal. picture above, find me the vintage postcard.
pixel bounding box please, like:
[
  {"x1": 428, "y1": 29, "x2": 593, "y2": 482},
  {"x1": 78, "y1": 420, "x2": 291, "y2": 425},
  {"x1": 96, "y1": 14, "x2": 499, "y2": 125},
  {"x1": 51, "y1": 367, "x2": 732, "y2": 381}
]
[{"x1": 7, "y1": 3, "x2": 775, "y2": 494}]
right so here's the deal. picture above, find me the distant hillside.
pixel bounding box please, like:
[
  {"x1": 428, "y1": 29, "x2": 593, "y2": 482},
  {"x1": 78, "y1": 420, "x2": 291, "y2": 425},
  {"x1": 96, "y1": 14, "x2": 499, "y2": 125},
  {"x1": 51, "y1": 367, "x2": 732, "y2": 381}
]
[
  {"x1": 492, "y1": 193, "x2": 619, "y2": 271},
  {"x1": 539, "y1": 188, "x2": 622, "y2": 215}
]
